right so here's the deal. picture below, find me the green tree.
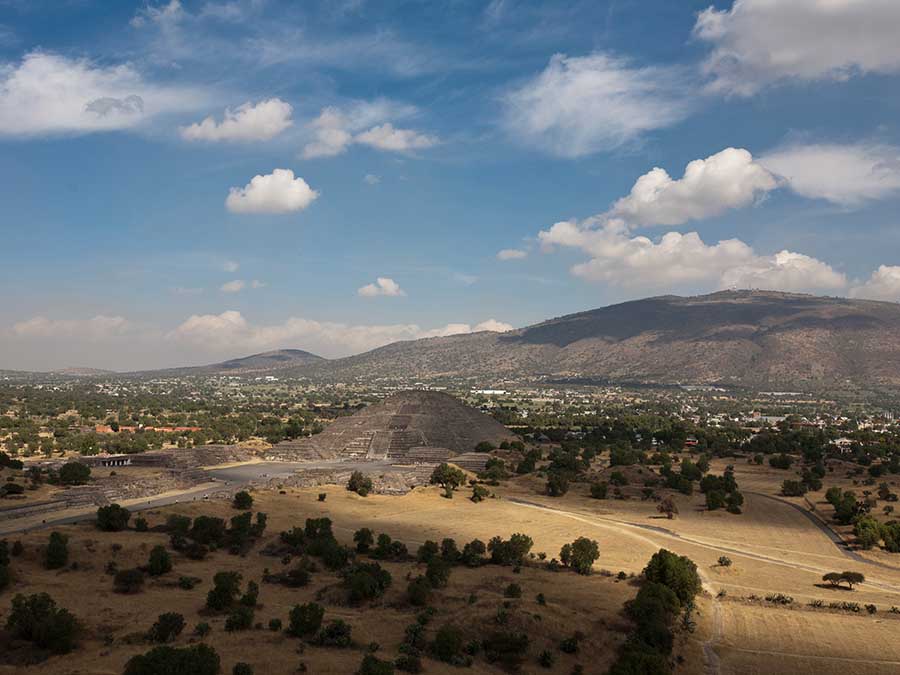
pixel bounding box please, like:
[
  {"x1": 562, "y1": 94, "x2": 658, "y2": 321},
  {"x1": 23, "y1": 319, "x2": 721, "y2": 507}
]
[
  {"x1": 430, "y1": 463, "x2": 466, "y2": 497},
  {"x1": 207, "y1": 571, "x2": 242, "y2": 611},
  {"x1": 354, "y1": 527, "x2": 375, "y2": 553},
  {"x1": 114, "y1": 568, "x2": 145, "y2": 594},
  {"x1": 590, "y1": 482, "x2": 608, "y2": 499},
  {"x1": 564, "y1": 537, "x2": 600, "y2": 575},
  {"x1": 44, "y1": 531, "x2": 69, "y2": 570},
  {"x1": 124, "y1": 644, "x2": 220, "y2": 675},
  {"x1": 407, "y1": 575, "x2": 432, "y2": 606},
  {"x1": 5, "y1": 592, "x2": 78, "y2": 653},
  {"x1": 643, "y1": 549, "x2": 701, "y2": 606},
  {"x1": 705, "y1": 490, "x2": 726, "y2": 510},
  {"x1": 147, "y1": 545, "x2": 172, "y2": 576},
  {"x1": 58, "y1": 461, "x2": 90, "y2": 485},
  {"x1": 431, "y1": 624, "x2": 464, "y2": 663},
  {"x1": 425, "y1": 558, "x2": 451, "y2": 588},
  {"x1": 287, "y1": 602, "x2": 324, "y2": 637},
  {"x1": 546, "y1": 471, "x2": 569, "y2": 497},
  {"x1": 854, "y1": 516, "x2": 881, "y2": 550},
  {"x1": 96, "y1": 503, "x2": 131, "y2": 531},
  {"x1": 347, "y1": 471, "x2": 374, "y2": 497},
  {"x1": 471, "y1": 484, "x2": 490, "y2": 502},
  {"x1": 148, "y1": 612, "x2": 185, "y2": 643},
  {"x1": 345, "y1": 562, "x2": 392, "y2": 603},
  {"x1": 232, "y1": 491, "x2": 253, "y2": 510}
]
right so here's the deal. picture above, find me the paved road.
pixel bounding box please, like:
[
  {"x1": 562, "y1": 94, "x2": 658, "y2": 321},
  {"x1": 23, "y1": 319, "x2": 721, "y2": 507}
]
[
  {"x1": 204, "y1": 459, "x2": 398, "y2": 483},
  {"x1": 0, "y1": 483, "x2": 225, "y2": 535},
  {"x1": 0, "y1": 458, "x2": 412, "y2": 536}
]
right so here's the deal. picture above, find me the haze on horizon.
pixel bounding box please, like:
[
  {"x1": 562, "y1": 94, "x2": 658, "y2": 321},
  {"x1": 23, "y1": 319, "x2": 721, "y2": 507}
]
[{"x1": 3, "y1": 0, "x2": 900, "y2": 371}]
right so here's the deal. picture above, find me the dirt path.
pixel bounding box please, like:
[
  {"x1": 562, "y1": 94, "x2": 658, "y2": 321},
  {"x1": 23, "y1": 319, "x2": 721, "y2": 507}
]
[
  {"x1": 506, "y1": 496, "x2": 900, "y2": 675},
  {"x1": 507, "y1": 497, "x2": 900, "y2": 596},
  {"x1": 748, "y1": 491, "x2": 900, "y2": 572}
]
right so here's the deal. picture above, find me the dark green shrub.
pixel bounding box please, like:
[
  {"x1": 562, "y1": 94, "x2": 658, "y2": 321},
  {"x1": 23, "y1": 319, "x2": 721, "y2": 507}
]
[
  {"x1": 425, "y1": 558, "x2": 451, "y2": 589},
  {"x1": 407, "y1": 576, "x2": 432, "y2": 606},
  {"x1": 416, "y1": 540, "x2": 439, "y2": 563},
  {"x1": 96, "y1": 504, "x2": 131, "y2": 531},
  {"x1": 348, "y1": 471, "x2": 373, "y2": 497},
  {"x1": 483, "y1": 631, "x2": 529, "y2": 669},
  {"x1": 344, "y1": 562, "x2": 392, "y2": 603},
  {"x1": 206, "y1": 571, "x2": 242, "y2": 611},
  {"x1": 114, "y1": 568, "x2": 145, "y2": 594},
  {"x1": 354, "y1": 528, "x2": 375, "y2": 553},
  {"x1": 123, "y1": 644, "x2": 220, "y2": 675},
  {"x1": 232, "y1": 491, "x2": 253, "y2": 509},
  {"x1": 395, "y1": 654, "x2": 422, "y2": 673},
  {"x1": 225, "y1": 605, "x2": 254, "y2": 632},
  {"x1": 147, "y1": 545, "x2": 172, "y2": 576},
  {"x1": 643, "y1": 549, "x2": 701, "y2": 606},
  {"x1": 148, "y1": 612, "x2": 185, "y2": 643},
  {"x1": 504, "y1": 583, "x2": 522, "y2": 598},
  {"x1": 58, "y1": 462, "x2": 90, "y2": 485},
  {"x1": 314, "y1": 619, "x2": 352, "y2": 647},
  {"x1": 178, "y1": 576, "x2": 201, "y2": 590},
  {"x1": 431, "y1": 624, "x2": 464, "y2": 663},
  {"x1": 590, "y1": 482, "x2": 608, "y2": 499},
  {"x1": 357, "y1": 654, "x2": 394, "y2": 675},
  {"x1": 44, "y1": 531, "x2": 69, "y2": 569},
  {"x1": 287, "y1": 603, "x2": 324, "y2": 637},
  {"x1": 5, "y1": 592, "x2": 78, "y2": 654},
  {"x1": 471, "y1": 484, "x2": 490, "y2": 502}
]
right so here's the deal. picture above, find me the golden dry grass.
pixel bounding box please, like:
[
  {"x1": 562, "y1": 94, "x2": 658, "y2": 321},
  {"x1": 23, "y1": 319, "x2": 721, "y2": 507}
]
[
  {"x1": 5, "y1": 458, "x2": 900, "y2": 675},
  {"x1": 1, "y1": 485, "x2": 636, "y2": 675}
]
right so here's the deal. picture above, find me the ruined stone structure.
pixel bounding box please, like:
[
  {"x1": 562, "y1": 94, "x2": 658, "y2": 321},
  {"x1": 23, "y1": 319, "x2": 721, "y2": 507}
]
[{"x1": 266, "y1": 390, "x2": 514, "y2": 463}]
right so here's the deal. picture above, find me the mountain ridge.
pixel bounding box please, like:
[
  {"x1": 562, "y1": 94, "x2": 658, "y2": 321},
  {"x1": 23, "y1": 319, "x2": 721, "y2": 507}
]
[
  {"x1": 286, "y1": 290, "x2": 900, "y2": 389},
  {"x1": 8, "y1": 291, "x2": 900, "y2": 390}
]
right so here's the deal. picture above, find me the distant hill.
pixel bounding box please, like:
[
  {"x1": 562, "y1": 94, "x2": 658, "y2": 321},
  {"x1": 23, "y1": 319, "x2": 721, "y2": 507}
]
[
  {"x1": 13, "y1": 290, "x2": 900, "y2": 391},
  {"x1": 290, "y1": 290, "x2": 900, "y2": 390},
  {"x1": 142, "y1": 349, "x2": 326, "y2": 377},
  {"x1": 52, "y1": 367, "x2": 118, "y2": 377}
]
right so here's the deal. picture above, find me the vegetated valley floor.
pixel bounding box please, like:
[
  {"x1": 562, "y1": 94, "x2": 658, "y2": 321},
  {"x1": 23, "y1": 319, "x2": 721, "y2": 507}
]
[{"x1": 5, "y1": 459, "x2": 900, "y2": 674}]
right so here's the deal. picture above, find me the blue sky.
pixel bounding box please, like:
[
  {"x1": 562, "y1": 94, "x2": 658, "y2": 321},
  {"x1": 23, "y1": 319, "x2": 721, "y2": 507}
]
[{"x1": 3, "y1": 0, "x2": 900, "y2": 370}]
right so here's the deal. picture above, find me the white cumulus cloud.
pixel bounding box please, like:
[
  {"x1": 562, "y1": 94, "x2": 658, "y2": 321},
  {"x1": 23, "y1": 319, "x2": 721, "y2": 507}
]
[
  {"x1": 12, "y1": 315, "x2": 133, "y2": 340},
  {"x1": 225, "y1": 169, "x2": 318, "y2": 214},
  {"x1": 760, "y1": 143, "x2": 900, "y2": 207},
  {"x1": 502, "y1": 52, "x2": 691, "y2": 157},
  {"x1": 695, "y1": 0, "x2": 900, "y2": 96},
  {"x1": 301, "y1": 100, "x2": 436, "y2": 159},
  {"x1": 358, "y1": 277, "x2": 406, "y2": 297},
  {"x1": 610, "y1": 147, "x2": 777, "y2": 227},
  {"x1": 0, "y1": 51, "x2": 206, "y2": 137},
  {"x1": 181, "y1": 98, "x2": 293, "y2": 142},
  {"x1": 497, "y1": 248, "x2": 528, "y2": 261},
  {"x1": 167, "y1": 311, "x2": 512, "y2": 358},
  {"x1": 538, "y1": 218, "x2": 846, "y2": 293},
  {"x1": 850, "y1": 266, "x2": 900, "y2": 302},
  {"x1": 220, "y1": 279, "x2": 245, "y2": 293},
  {"x1": 474, "y1": 319, "x2": 514, "y2": 333},
  {"x1": 355, "y1": 123, "x2": 437, "y2": 152}
]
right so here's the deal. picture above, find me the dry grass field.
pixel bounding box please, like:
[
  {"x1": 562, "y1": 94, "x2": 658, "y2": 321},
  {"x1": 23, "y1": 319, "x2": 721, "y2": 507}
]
[
  {"x1": 5, "y1": 455, "x2": 900, "y2": 674},
  {"x1": 0, "y1": 485, "x2": 638, "y2": 675}
]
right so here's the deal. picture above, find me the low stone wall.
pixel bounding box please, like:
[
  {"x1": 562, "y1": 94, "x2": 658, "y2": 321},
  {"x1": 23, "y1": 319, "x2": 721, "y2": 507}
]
[{"x1": 0, "y1": 499, "x2": 70, "y2": 523}]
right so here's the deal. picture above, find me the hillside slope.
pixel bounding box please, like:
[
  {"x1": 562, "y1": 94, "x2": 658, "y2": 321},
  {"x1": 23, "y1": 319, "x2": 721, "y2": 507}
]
[
  {"x1": 143, "y1": 349, "x2": 326, "y2": 377},
  {"x1": 294, "y1": 291, "x2": 900, "y2": 389}
]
